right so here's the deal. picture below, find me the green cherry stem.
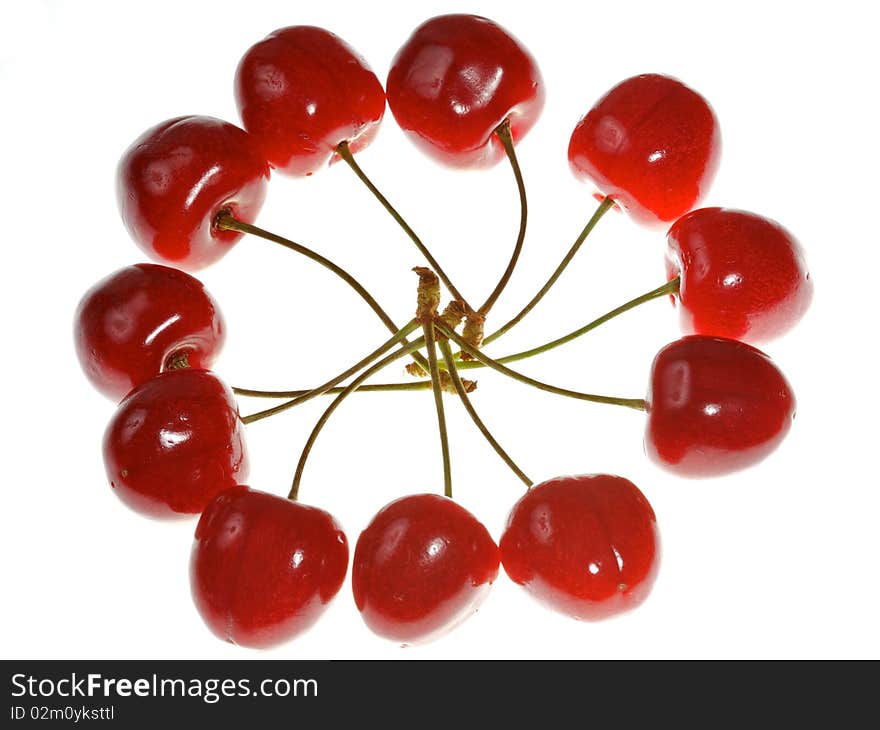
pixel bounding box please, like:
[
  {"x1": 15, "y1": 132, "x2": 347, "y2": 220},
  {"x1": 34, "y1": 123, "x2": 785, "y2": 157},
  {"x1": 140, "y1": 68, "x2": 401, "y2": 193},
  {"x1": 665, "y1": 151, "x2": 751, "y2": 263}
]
[
  {"x1": 435, "y1": 321, "x2": 646, "y2": 411},
  {"x1": 454, "y1": 278, "x2": 681, "y2": 371},
  {"x1": 437, "y1": 339, "x2": 532, "y2": 489},
  {"x1": 481, "y1": 195, "x2": 616, "y2": 346},
  {"x1": 215, "y1": 211, "x2": 429, "y2": 372},
  {"x1": 234, "y1": 381, "x2": 435, "y2": 398},
  {"x1": 242, "y1": 320, "x2": 422, "y2": 425},
  {"x1": 423, "y1": 321, "x2": 453, "y2": 499},
  {"x1": 477, "y1": 120, "x2": 527, "y2": 317},
  {"x1": 289, "y1": 335, "x2": 428, "y2": 501},
  {"x1": 335, "y1": 141, "x2": 472, "y2": 311}
]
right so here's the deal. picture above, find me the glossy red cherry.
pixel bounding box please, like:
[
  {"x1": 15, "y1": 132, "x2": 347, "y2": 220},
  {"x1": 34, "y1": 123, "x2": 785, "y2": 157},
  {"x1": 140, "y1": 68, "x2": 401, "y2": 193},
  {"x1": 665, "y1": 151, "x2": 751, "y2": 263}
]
[
  {"x1": 568, "y1": 74, "x2": 721, "y2": 227},
  {"x1": 666, "y1": 207, "x2": 813, "y2": 343},
  {"x1": 386, "y1": 14, "x2": 544, "y2": 168},
  {"x1": 352, "y1": 494, "x2": 499, "y2": 644},
  {"x1": 117, "y1": 115, "x2": 269, "y2": 270},
  {"x1": 74, "y1": 263, "x2": 225, "y2": 401},
  {"x1": 190, "y1": 486, "x2": 348, "y2": 649},
  {"x1": 500, "y1": 474, "x2": 660, "y2": 620},
  {"x1": 103, "y1": 369, "x2": 248, "y2": 517},
  {"x1": 235, "y1": 26, "x2": 386, "y2": 176},
  {"x1": 646, "y1": 335, "x2": 796, "y2": 477}
]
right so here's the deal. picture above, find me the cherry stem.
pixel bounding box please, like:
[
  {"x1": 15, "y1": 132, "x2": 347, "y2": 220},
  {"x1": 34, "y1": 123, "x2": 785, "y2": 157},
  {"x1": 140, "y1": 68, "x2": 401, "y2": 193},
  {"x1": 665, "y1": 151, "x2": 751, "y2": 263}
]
[
  {"x1": 242, "y1": 320, "x2": 422, "y2": 425},
  {"x1": 215, "y1": 211, "x2": 429, "y2": 372},
  {"x1": 453, "y1": 278, "x2": 681, "y2": 371},
  {"x1": 434, "y1": 321, "x2": 647, "y2": 411},
  {"x1": 288, "y1": 335, "x2": 428, "y2": 501},
  {"x1": 234, "y1": 381, "x2": 435, "y2": 398},
  {"x1": 477, "y1": 120, "x2": 527, "y2": 317},
  {"x1": 437, "y1": 339, "x2": 532, "y2": 489},
  {"x1": 481, "y1": 196, "x2": 615, "y2": 346},
  {"x1": 335, "y1": 141, "x2": 472, "y2": 311},
  {"x1": 422, "y1": 321, "x2": 453, "y2": 499}
]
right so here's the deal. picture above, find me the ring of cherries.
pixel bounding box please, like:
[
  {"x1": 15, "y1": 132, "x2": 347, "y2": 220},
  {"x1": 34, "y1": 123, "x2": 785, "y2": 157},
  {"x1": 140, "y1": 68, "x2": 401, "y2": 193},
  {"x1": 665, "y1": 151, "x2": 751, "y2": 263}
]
[{"x1": 75, "y1": 14, "x2": 812, "y2": 649}]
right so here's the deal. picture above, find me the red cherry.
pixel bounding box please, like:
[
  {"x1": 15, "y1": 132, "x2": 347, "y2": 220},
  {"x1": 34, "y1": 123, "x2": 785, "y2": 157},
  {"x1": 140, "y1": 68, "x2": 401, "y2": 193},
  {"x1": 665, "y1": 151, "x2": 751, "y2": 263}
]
[
  {"x1": 568, "y1": 74, "x2": 721, "y2": 227},
  {"x1": 645, "y1": 335, "x2": 796, "y2": 477},
  {"x1": 117, "y1": 115, "x2": 269, "y2": 270},
  {"x1": 103, "y1": 369, "x2": 248, "y2": 517},
  {"x1": 386, "y1": 14, "x2": 544, "y2": 168},
  {"x1": 500, "y1": 474, "x2": 660, "y2": 620},
  {"x1": 74, "y1": 263, "x2": 225, "y2": 401},
  {"x1": 234, "y1": 26, "x2": 386, "y2": 176},
  {"x1": 666, "y1": 207, "x2": 813, "y2": 343},
  {"x1": 190, "y1": 486, "x2": 348, "y2": 649},
  {"x1": 352, "y1": 494, "x2": 499, "y2": 644}
]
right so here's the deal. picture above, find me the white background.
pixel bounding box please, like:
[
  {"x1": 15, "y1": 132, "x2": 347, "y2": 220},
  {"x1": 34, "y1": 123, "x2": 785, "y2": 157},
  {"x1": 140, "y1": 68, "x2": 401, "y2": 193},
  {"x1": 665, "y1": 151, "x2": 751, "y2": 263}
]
[{"x1": 2, "y1": 0, "x2": 877, "y2": 660}]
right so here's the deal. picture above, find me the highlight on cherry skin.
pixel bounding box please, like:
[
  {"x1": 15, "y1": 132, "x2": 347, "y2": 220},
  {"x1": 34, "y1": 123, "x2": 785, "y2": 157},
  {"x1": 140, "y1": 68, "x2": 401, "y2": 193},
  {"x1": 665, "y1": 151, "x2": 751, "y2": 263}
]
[
  {"x1": 74, "y1": 263, "x2": 225, "y2": 401},
  {"x1": 117, "y1": 115, "x2": 269, "y2": 270},
  {"x1": 568, "y1": 73, "x2": 721, "y2": 227},
  {"x1": 386, "y1": 13, "x2": 545, "y2": 168},
  {"x1": 190, "y1": 486, "x2": 349, "y2": 649},
  {"x1": 666, "y1": 207, "x2": 813, "y2": 343},
  {"x1": 103, "y1": 369, "x2": 249, "y2": 518},
  {"x1": 500, "y1": 474, "x2": 660, "y2": 621},
  {"x1": 352, "y1": 494, "x2": 500, "y2": 645},
  {"x1": 235, "y1": 25, "x2": 386, "y2": 176},
  {"x1": 645, "y1": 335, "x2": 796, "y2": 477}
]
